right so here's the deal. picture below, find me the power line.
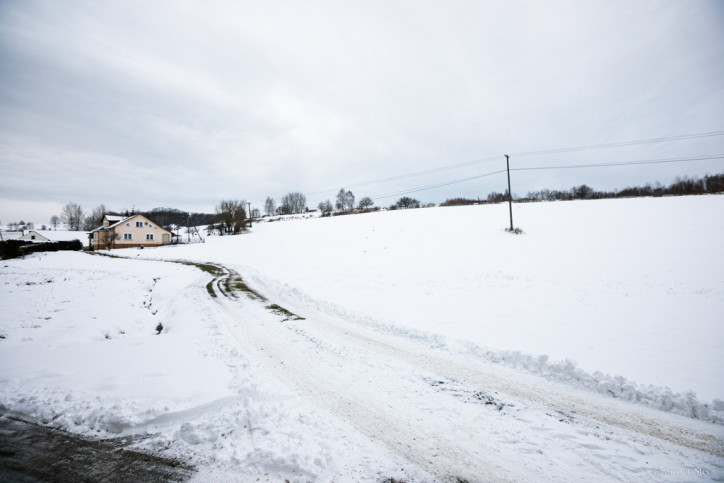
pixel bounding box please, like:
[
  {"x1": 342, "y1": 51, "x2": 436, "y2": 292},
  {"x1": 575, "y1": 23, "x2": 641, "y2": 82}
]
[
  {"x1": 511, "y1": 154, "x2": 724, "y2": 171},
  {"x1": 305, "y1": 154, "x2": 501, "y2": 196},
  {"x1": 370, "y1": 154, "x2": 724, "y2": 201},
  {"x1": 511, "y1": 131, "x2": 724, "y2": 158},
  {"x1": 373, "y1": 169, "x2": 506, "y2": 200},
  {"x1": 305, "y1": 130, "x2": 724, "y2": 198}
]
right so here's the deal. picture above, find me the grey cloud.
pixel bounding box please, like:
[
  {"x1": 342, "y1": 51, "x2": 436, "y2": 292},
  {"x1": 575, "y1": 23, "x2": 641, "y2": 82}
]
[{"x1": 1, "y1": 0, "x2": 723, "y2": 223}]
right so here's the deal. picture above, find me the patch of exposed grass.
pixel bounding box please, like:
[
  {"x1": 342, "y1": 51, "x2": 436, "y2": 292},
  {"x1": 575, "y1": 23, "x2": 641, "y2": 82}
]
[
  {"x1": 226, "y1": 275, "x2": 266, "y2": 301},
  {"x1": 265, "y1": 304, "x2": 305, "y2": 322},
  {"x1": 206, "y1": 280, "x2": 217, "y2": 298},
  {"x1": 173, "y1": 260, "x2": 223, "y2": 275}
]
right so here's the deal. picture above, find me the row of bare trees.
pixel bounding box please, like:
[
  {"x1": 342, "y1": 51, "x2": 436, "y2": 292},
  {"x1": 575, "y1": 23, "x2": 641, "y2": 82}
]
[
  {"x1": 317, "y1": 189, "x2": 375, "y2": 216},
  {"x1": 263, "y1": 189, "x2": 376, "y2": 218},
  {"x1": 263, "y1": 192, "x2": 307, "y2": 216}
]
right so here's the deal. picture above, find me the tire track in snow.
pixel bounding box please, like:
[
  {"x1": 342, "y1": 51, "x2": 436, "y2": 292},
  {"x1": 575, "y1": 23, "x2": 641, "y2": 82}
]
[
  {"x1": 236, "y1": 269, "x2": 724, "y2": 459},
  {"x1": 115, "y1": 255, "x2": 723, "y2": 480},
  {"x1": 192, "y1": 262, "x2": 724, "y2": 481}
]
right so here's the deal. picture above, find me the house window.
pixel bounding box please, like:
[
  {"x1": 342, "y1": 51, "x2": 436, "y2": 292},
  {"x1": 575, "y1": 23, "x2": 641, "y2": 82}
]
[
  {"x1": 126, "y1": 223, "x2": 130, "y2": 226},
  {"x1": 146, "y1": 234, "x2": 154, "y2": 241},
  {"x1": 124, "y1": 233, "x2": 132, "y2": 240},
  {"x1": 93, "y1": 233, "x2": 98, "y2": 240},
  {"x1": 135, "y1": 221, "x2": 143, "y2": 228},
  {"x1": 31, "y1": 235, "x2": 35, "y2": 240}
]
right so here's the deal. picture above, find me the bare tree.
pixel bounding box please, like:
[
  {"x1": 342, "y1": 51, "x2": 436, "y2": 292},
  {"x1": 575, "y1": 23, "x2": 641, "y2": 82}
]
[
  {"x1": 215, "y1": 199, "x2": 247, "y2": 235},
  {"x1": 103, "y1": 232, "x2": 119, "y2": 250},
  {"x1": 358, "y1": 197, "x2": 374, "y2": 211},
  {"x1": 49, "y1": 215, "x2": 60, "y2": 230},
  {"x1": 335, "y1": 189, "x2": 345, "y2": 210},
  {"x1": 280, "y1": 192, "x2": 306, "y2": 214},
  {"x1": 318, "y1": 200, "x2": 333, "y2": 215},
  {"x1": 335, "y1": 188, "x2": 355, "y2": 211},
  {"x1": 395, "y1": 197, "x2": 420, "y2": 209},
  {"x1": 264, "y1": 197, "x2": 276, "y2": 216},
  {"x1": 60, "y1": 202, "x2": 85, "y2": 230},
  {"x1": 84, "y1": 204, "x2": 107, "y2": 230}
]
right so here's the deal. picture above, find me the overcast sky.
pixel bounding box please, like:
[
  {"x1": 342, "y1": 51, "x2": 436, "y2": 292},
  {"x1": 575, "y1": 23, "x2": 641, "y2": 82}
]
[{"x1": 1, "y1": 0, "x2": 723, "y2": 224}]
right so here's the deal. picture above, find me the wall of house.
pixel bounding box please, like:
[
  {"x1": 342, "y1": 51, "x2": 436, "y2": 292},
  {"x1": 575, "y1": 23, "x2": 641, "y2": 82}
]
[{"x1": 18, "y1": 231, "x2": 50, "y2": 242}]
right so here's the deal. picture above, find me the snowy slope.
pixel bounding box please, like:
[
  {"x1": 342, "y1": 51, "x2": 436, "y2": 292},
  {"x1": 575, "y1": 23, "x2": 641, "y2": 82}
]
[
  {"x1": 145, "y1": 195, "x2": 724, "y2": 408},
  {"x1": 2, "y1": 195, "x2": 723, "y2": 481},
  {"x1": 0, "y1": 252, "x2": 431, "y2": 481},
  {"x1": 0, "y1": 253, "x2": 234, "y2": 430}
]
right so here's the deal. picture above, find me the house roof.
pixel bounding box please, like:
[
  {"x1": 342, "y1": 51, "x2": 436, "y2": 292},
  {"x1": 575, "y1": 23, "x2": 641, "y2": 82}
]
[
  {"x1": 90, "y1": 215, "x2": 132, "y2": 233},
  {"x1": 34, "y1": 230, "x2": 87, "y2": 242},
  {"x1": 18, "y1": 231, "x2": 50, "y2": 242}
]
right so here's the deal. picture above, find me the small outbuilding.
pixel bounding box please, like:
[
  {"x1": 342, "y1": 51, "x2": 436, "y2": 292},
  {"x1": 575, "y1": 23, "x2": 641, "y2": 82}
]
[{"x1": 17, "y1": 231, "x2": 50, "y2": 243}]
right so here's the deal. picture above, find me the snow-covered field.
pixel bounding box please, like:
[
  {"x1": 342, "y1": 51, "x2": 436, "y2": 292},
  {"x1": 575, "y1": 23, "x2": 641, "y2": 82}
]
[
  {"x1": 1, "y1": 195, "x2": 723, "y2": 481},
  {"x1": 158, "y1": 195, "x2": 724, "y2": 408}
]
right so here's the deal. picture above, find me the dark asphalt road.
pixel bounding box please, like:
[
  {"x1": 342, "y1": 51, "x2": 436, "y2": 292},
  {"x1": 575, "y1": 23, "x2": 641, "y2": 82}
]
[{"x1": 0, "y1": 415, "x2": 193, "y2": 482}]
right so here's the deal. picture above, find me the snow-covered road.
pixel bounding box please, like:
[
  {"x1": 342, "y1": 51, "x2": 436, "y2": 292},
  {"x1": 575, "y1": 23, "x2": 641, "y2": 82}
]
[{"x1": 205, "y1": 261, "x2": 724, "y2": 481}]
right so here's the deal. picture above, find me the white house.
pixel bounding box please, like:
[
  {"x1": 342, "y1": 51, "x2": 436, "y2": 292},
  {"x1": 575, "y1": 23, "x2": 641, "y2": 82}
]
[{"x1": 89, "y1": 214, "x2": 173, "y2": 250}]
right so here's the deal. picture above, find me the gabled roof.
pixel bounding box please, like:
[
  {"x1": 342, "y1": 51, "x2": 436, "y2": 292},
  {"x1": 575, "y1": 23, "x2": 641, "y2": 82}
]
[
  {"x1": 18, "y1": 230, "x2": 50, "y2": 242},
  {"x1": 35, "y1": 230, "x2": 87, "y2": 241},
  {"x1": 90, "y1": 215, "x2": 133, "y2": 233}
]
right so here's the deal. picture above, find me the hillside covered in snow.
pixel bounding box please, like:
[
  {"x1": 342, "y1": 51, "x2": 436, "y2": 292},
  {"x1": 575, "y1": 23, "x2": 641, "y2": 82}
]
[{"x1": 1, "y1": 195, "x2": 722, "y2": 481}]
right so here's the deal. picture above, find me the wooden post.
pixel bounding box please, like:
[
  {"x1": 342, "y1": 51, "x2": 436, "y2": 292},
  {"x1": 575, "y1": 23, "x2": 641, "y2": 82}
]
[{"x1": 505, "y1": 154, "x2": 513, "y2": 231}]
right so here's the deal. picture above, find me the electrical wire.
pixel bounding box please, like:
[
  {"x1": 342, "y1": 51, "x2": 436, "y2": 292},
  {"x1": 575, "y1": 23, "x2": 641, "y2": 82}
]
[
  {"x1": 305, "y1": 130, "x2": 724, "y2": 198},
  {"x1": 370, "y1": 154, "x2": 724, "y2": 200},
  {"x1": 304, "y1": 154, "x2": 501, "y2": 196},
  {"x1": 510, "y1": 131, "x2": 724, "y2": 158},
  {"x1": 511, "y1": 154, "x2": 724, "y2": 171},
  {"x1": 373, "y1": 170, "x2": 506, "y2": 200}
]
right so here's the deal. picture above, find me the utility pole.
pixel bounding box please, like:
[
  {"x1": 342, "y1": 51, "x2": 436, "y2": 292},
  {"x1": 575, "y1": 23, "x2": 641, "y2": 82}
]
[
  {"x1": 247, "y1": 202, "x2": 252, "y2": 228},
  {"x1": 505, "y1": 154, "x2": 514, "y2": 231}
]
